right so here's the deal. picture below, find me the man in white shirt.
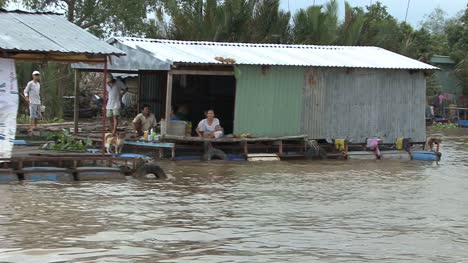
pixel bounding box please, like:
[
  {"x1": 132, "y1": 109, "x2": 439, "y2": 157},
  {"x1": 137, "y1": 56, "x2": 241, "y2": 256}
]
[
  {"x1": 23, "y1": 71, "x2": 41, "y2": 133},
  {"x1": 106, "y1": 79, "x2": 122, "y2": 135},
  {"x1": 132, "y1": 105, "x2": 157, "y2": 136}
]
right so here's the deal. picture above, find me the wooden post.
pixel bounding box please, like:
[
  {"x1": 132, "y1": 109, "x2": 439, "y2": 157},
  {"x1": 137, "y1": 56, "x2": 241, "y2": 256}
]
[
  {"x1": 163, "y1": 71, "x2": 173, "y2": 135},
  {"x1": 73, "y1": 70, "x2": 80, "y2": 133},
  {"x1": 137, "y1": 72, "x2": 141, "y2": 114},
  {"x1": 101, "y1": 57, "x2": 108, "y2": 154}
]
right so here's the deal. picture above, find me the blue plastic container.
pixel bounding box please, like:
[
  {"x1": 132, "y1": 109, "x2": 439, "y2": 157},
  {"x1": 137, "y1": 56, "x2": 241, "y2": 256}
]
[{"x1": 412, "y1": 151, "x2": 440, "y2": 161}]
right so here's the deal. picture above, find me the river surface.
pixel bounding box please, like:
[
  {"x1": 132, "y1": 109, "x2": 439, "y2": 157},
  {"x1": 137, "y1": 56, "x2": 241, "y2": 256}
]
[{"x1": 0, "y1": 130, "x2": 467, "y2": 262}]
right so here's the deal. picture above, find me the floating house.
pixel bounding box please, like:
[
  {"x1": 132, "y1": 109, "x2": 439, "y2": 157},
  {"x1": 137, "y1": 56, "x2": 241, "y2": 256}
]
[
  {"x1": 74, "y1": 38, "x2": 437, "y2": 143},
  {"x1": 430, "y1": 55, "x2": 461, "y2": 95}
]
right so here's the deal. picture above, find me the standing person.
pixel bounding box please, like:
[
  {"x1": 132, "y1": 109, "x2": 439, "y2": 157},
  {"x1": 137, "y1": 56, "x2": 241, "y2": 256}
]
[
  {"x1": 106, "y1": 79, "x2": 122, "y2": 135},
  {"x1": 23, "y1": 71, "x2": 41, "y2": 134},
  {"x1": 196, "y1": 110, "x2": 223, "y2": 138},
  {"x1": 432, "y1": 91, "x2": 442, "y2": 117},
  {"x1": 132, "y1": 105, "x2": 157, "y2": 136}
]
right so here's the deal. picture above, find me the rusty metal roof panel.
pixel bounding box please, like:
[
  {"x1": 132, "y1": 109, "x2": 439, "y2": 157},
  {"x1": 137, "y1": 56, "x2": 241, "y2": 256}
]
[
  {"x1": 0, "y1": 10, "x2": 125, "y2": 56},
  {"x1": 113, "y1": 37, "x2": 437, "y2": 70}
]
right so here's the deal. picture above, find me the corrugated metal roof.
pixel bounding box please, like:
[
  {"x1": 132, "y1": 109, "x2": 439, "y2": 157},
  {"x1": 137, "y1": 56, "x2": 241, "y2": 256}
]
[
  {"x1": 111, "y1": 37, "x2": 437, "y2": 70},
  {"x1": 0, "y1": 10, "x2": 124, "y2": 56}
]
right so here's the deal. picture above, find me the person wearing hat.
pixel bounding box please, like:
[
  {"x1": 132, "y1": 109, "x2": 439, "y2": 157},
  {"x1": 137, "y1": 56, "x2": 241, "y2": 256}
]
[{"x1": 23, "y1": 71, "x2": 42, "y2": 133}]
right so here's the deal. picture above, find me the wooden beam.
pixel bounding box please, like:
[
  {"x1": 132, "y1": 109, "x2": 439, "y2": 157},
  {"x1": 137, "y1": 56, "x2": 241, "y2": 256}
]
[
  {"x1": 171, "y1": 69, "x2": 234, "y2": 76},
  {"x1": 163, "y1": 71, "x2": 173, "y2": 135},
  {"x1": 73, "y1": 69, "x2": 80, "y2": 133}
]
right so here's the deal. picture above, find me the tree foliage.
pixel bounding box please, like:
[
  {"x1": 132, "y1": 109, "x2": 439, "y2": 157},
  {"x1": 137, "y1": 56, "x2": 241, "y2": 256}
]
[
  {"x1": 19, "y1": 0, "x2": 161, "y2": 38},
  {"x1": 292, "y1": 0, "x2": 339, "y2": 44}
]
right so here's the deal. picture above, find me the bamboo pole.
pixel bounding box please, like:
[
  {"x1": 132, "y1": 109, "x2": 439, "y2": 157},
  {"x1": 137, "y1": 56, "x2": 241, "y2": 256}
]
[{"x1": 101, "y1": 57, "x2": 108, "y2": 154}]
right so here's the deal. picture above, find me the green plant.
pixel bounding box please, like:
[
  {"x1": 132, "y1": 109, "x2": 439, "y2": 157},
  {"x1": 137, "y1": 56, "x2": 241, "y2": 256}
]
[
  {"x1": 45, "y1": 130, "x2": 93, "y2": 151},
  {"x1": 16, "y1": 114, "x2": 30, "y2": 124},
  {"x1": 431, "y1": 122, "x2": 459, "y2": 129}
]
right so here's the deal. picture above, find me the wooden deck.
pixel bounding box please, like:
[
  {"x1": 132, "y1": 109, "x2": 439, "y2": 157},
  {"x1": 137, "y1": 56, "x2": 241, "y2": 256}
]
[
  {"x1": 160, "y1": 134, "x2": 308, "y2": 142},
  {"x1": 160, "y1": 134, "x2": 309, "y2": 157}
]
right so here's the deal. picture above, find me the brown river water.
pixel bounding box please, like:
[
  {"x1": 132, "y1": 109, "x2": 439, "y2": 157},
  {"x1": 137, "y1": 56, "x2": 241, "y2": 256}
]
[{"x1": 0, "y1": 130, "x2": 467, "y2": 262}]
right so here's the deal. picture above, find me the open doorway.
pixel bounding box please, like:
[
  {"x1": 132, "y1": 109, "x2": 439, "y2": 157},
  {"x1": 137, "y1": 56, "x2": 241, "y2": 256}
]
[{"x1": 172, "y1": 75, "x2": 236, "y2": 135}]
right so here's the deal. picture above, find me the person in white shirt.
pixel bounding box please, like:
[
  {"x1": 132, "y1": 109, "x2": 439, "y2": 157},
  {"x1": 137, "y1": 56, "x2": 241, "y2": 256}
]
[
  {"x1": 196, "y1": 110, "x2": 223, "y2": 138},
  {"x1": 132, "y1": 105, "x2": 157, "y2": 136},
  {"x1": 23, "y1": 71, "x2": 42, "y2": 133},
  {"x1": 106, "y1": 79, "x2": 122, "y2": 135}
]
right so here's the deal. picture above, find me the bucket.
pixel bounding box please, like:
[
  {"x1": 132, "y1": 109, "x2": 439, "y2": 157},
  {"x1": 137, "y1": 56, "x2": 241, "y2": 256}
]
[
  {"x1": 167, "y1": 121, "x2": 187, "y2": 136},
  {"x1": 448, "y1": 104, "x2": 457, "y2": 118}
]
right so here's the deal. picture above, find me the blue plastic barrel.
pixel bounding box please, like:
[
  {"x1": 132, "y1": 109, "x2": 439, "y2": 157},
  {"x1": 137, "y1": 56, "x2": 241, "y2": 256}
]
[
  {"x1": 23, "y1": 167, "x2": 72, "y2": 182},
  {"x1": 458, "y1": 120, "x2": 468, "y2": 128},
  {"x1": 227, "y1": 154, "x2": 246, "y2": 161},
  {"x1": 13, "y1": 140, "x2": 27, "y2": 145},
  {"x1": 173, "y1": 155, "x2": 201, "y2": 161},
  {"x1": 117, "y1": 153, "x2": 151, "y2": 159},
  {"x1": 412, "y1": 151, "x2": 440, "y2": 161}
]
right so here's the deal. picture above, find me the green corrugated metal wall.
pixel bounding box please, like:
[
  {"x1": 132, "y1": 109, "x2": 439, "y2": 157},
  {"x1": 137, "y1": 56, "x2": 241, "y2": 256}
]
[{"x1": 234, "y1": 65, "x2": 304, "y2": 137}]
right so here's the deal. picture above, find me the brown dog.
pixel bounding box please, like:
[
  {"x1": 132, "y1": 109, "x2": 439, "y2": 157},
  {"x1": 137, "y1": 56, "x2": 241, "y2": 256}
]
[{"x1": 105, "y1": 132, "x2": 126, "y2": 154}]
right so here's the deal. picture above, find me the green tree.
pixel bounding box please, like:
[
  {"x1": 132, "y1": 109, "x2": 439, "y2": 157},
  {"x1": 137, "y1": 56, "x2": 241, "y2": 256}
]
[
  {"x1": 249, "y1": 0, "x2": 291, "y2": 43},
  {"x1": 337, "y1": 2, "x2": 365, "y2": 45},
  {"x1": 447, "y1": 5, "x2": 468, "y2": 96},
  {"x1": 292, "y1": 0, "x2": 339, "y2": 45},
  {"x1": 20, "y1": 0, "x2": 161, "y2": 38},
  {"x1": 163, "y1": 0, "x2": 290, "y2": 43},
  {"x1": 0, "y1": 0, "x2": 9, "y2": 7},
  {"x1": 420, "y1": 7, "x2": 448, "y2": 35},
  {"x1": 358, "y1": 2, "x2": 404, "y2": 52}
]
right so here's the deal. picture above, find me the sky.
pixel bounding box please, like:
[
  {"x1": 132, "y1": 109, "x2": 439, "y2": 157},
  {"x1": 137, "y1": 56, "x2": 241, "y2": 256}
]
[
  {"x1": 7, "y1": 0, "x2": 466, "y2": 28},
  {"x1": 280, "y1": 0, "x2": 467, "y2": 27}
]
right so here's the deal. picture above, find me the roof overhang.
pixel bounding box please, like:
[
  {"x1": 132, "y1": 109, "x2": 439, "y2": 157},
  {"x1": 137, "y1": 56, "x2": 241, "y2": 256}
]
[
  {"x1": 0, "y1": 50, "x2": 113, "y2": 63},
  {"x1": 0, "y1": 9, "x2": 125, "y2": 64}
]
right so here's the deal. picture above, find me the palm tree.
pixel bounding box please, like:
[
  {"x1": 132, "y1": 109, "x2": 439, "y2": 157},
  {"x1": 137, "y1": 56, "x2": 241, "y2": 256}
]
[
  {"x1": 250, "y1": 0, "x2": 291, "y2": 43},
  {"x1": 337, "y1": 2, "x2": 365, "y2": 46},
  {"x1": 292, "y1": 0, "x2": 339, "y2": 45}
]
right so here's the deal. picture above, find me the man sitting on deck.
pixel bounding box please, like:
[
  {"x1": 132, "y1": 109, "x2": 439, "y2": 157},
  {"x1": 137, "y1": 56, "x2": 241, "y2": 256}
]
[
  {"x1": 132, "y1": 105, "x2": 157, "y2": 136},
  {"x1": 196, "y1": 110, "x2": 223, "y2": 138}
]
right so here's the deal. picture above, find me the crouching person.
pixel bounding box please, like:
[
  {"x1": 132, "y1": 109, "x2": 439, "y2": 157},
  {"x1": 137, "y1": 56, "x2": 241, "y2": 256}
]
[{"x1": 132, "y1": 105, "x2": 157, "y2": 136}]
